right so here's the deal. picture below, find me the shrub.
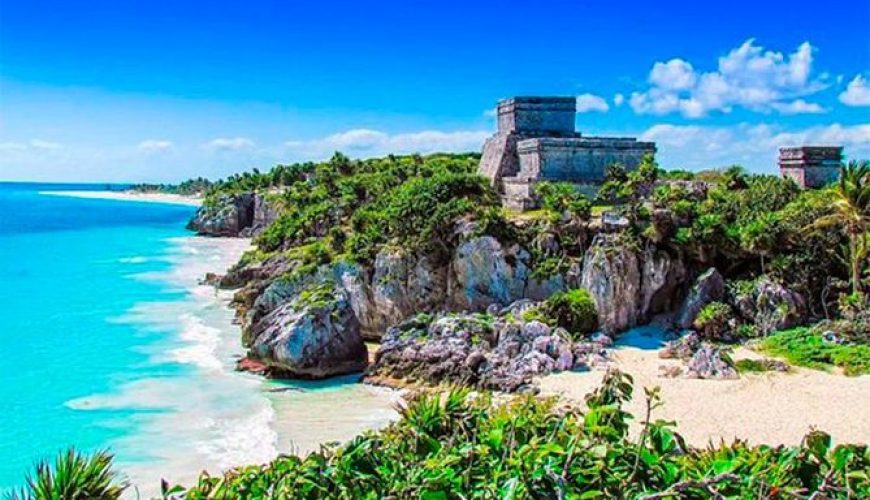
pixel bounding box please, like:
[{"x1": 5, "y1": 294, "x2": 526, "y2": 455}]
[
  {"x1": 9, "y1": 448, "x2": 127, "y2": 500},
  {"x1": 166, "y1": 370, "x2": 869, "y2": 499},
  {"x1": 693, "y1": 302, "x2": 733, "y2": 339},
  {"x1": 534, "y1": 181, "x2": 592, "y2": 220},
  {"x1": 532, "y1": 288, "x2": 598, "y2": 339}
]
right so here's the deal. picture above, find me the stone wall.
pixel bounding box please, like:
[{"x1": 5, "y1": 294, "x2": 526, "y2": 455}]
[
  {"x1": 479, "y1": 96, "x2": 657, "y2": 210},
  {"x1": 778, "y1": 146, "x2": 842, "y2": 188},
  {"x1": 496, "y1": 97, "x2": 576, "y2": 135},
  {"x1": 516, "y1": 137, "x2": 655, "y2": 184}
]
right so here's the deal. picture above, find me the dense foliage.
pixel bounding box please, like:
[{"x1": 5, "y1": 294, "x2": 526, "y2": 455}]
[
  {"x1": 525, "y1": 288, "x2": 599, "y2": 340},
  {"x1": 162, "y1": 370, "x2": 868, "y2": 499},
  {"x1": 238, "y1": 152, "x2": 493, "y2": 263},
  {"x1": 130, "y1": 177, "x2": 214, "y2": 196}
]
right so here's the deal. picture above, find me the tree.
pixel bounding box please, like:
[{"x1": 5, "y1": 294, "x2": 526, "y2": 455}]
[{"x1": 810, "y1": 160, "x2": 870, "y2": 296}]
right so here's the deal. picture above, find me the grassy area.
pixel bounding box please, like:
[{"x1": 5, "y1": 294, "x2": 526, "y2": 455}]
[
  {"x1": 733, "y1": 358, "x2": 787, "y2": 374},
  {"x1": 758, "y1": 328, "x2": 870, "y2": 376}
]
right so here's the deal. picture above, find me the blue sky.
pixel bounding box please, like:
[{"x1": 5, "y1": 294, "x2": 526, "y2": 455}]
[{"x1": 1, "y1": 0, "x2": 868, "y2": 182}]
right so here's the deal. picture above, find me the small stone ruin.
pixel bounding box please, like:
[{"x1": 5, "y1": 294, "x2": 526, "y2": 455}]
[
  {"x1": 479, "y1": 96, "x2": 656, "y2": 210},
  {"x1": 778, "y1": 146, "x2": 842, "y2": 189}
]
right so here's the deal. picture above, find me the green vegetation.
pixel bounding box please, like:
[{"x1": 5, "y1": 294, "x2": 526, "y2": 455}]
[
  {"x1": 733, "y1": 358, "x2": 787, "y2": 374},
  {"x1": 152, "y1": 370, "x2": 867, "y2": 498},
  {"x1": 215, "y1": 152, "x2": 492, "y2": 265},
  {"x1": 7, "y1": 448, "x2": 127, "y2": 500},
  {"x1": 807, "y1": 160, "x2": 870, "y2": 296},
  {"x1": 692, "y1": 302, "x2": 733, "y2": 340},
  {"x1": 524, "y1": 288, "x2": 598, "y2": 340},
  {"x1": 130, "y1": 177, "x2": 213, "y2": 196},
  {"x1": 534, "y1": 181, "x2": 592, "y2": 221},
  {"x1": 759, "y1": 327, "x2": 870, "y2": 376}
]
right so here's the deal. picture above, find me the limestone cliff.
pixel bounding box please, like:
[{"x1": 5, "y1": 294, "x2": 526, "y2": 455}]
[{"x1": 187, "y1": 193, "x2": 279, "y2": 237}]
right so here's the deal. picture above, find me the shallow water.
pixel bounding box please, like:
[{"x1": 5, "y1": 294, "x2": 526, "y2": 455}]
[{"x1": 0, "y1": 184, "x2": 398, "y2": 496}]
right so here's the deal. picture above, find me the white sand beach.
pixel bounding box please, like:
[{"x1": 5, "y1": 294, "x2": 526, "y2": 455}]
[
  {"x1": 538, "y1": 325, "x2": 870, "y2": 447},
  {"x1": 40, "y1": 190, "x2": 202, "y2": 206}
]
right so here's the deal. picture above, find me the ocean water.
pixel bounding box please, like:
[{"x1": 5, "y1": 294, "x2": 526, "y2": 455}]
[{"x1": 0, "y1": 183, "x2": 398, "y2": 496}]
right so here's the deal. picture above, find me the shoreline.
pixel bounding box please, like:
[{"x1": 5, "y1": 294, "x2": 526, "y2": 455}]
[
  {"x1": 39, "y1": 190, "x2": 203, "y2": 207},
  {"x1": 537, "y1": 326, "x2": 870, "y2": 447},
  {"x1": 111, "y1": 234, "x2": 399, "y2": 496}
]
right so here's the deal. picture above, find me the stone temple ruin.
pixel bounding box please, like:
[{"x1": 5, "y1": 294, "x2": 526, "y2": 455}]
[
  {"x1": 778, "y1": 146, "x2": 842, "y2": 189},
  {"x1": 479, "y1": 96, "x2": 656, "y2": 210}
]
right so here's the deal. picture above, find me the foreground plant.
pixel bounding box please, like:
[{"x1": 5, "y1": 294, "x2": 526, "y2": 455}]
[
  {"x1": 8, "y1": 448, "x2": 127, "y2": 500},
  {"x1": 163, "y1": 370, "x2": 869, "y2": 499}
]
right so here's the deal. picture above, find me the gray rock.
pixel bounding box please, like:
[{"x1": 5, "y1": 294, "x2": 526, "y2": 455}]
[
  {"x1": 247, "y1": 286, "x2": 368, "y2": 379},
  {"x1": 659, "y1": 332, "x2": 701, "y2": 360},
  {"x1": 580, "y1": 234, "x2": 642, "y2": 334},
  {"x1": 364, "y1": 300, "x2": 594, "y2": 392},
  {"x1": 676, "y1": 268, "x2": 725, "y2": 329},
  {"x1": 685, "y1": 344, "x2": 738, "y2": 380},
  {"x1": 187, "y1": 193, "x2": 255, "y2": 236},
  {"x1": 730, "y1": 276, "x2": 805, "y2": 335}
]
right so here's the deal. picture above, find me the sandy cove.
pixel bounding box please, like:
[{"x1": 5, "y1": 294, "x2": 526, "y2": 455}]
[
  {"x1": 538, "y1": 325, "x2": 870, "y2": 447},
  {"x1": 39, "y1": 190, "x2": 202, "y2": 206}
]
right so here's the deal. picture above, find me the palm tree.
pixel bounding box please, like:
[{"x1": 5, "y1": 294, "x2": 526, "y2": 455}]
[{"x1": 811, "y1": 160, "x2": 870, "y2": 296}]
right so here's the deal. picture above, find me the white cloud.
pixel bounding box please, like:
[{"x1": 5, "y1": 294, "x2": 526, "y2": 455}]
[
  {"x1": 630, "y1": 39, "x2": 828, "y2": 117},
  {"x1": 649, "y1": 59, "x2": 697, "y2": 90},
  {"x1": 769, "y1": 99, "x2": 826, "y2": 115},
  {"x1": 284, "y1": 128, "x2": 489, "y2": 159},
  {"x1": 575, "y1": 93, "x2": 609, "y2": 113},
  {"x1": 137, "y1": 139, "x2": 174, "y2": 153},
  {"x1": 29, "y1": 139, "x2": 63, "y2": 150},
  {"x1": 0, "y1": 139, "x2": 63, "y2": 151},
  {"x1": 203, "y1": 137, "x2": 255, "y2": 151},
  {"x1": 613, "y1": 93, "x2": 625, "y2": 107},
  {"x1": 0, "y1": 142, "x2": 27, "y2": 151},
  {"x1": 641, "y1": 122, "x2": 870, "y2": 172},
  {"x1": 839, "y1": 75, "x2": 870, "y2": 106}
]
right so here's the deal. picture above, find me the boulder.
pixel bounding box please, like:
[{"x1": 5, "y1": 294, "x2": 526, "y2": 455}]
[
  {"x1": 659, "y1": 332, "x2": 700, "y2": 360},
  {"x1": 675, "y1": 268, "x2": 725, "y2": 329},
  {"x1": 729, "y1": 276, "x2": 805, "y2": 335},
  {"x1": 580, "y1": 234, "x2": 641, "y2": 334},
  {"x1": 685, "y1": 344, "x2": 738, "y2": 380},
  {"x1": 246, "y1": 285, "x2": 368, "y2": 379}
]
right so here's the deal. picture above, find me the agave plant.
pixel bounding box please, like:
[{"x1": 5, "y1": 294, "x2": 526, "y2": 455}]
[{"x1": 8, "y1": 448, "x2": 127, "y2": 500}]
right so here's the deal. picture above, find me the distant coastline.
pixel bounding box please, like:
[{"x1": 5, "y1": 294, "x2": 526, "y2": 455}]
[{"x1": 39, "y1": 190, "x2": 202, "y2": 207}]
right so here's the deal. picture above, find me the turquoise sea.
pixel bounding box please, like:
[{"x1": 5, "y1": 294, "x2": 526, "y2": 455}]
[{"x1": 0, "y1": 183, "x2": 397, "y2": 496}]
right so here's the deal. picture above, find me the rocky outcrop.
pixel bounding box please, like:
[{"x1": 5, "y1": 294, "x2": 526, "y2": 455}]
[
  {"x1": 685, "y1": 344, "x2": 738, "y2": 380},
  {"x1": 578, "y1": 235, "x2": 689, "y2": 334},
  {"x1": 640, "y1": 247, "x2": 687, "y2": 320},
  {"x1": 451, "y1": 236, "x2": 562, "y2": 310},
  {"x1": 675, "y1": 268, "x2": 725, "y2": 329},
  {"x1": 580, "y1": 234, "x2": 641, "y2": 334},
  {"x1": 187, "y1": 192, "x2": 278, "y2": 237},
  {"x1": 240, "y1": 194, "x2": 280, "y2": 237},
  {"x1": 371, "y1": 249, "x2": 448, "y2": 332},
  {"x1": 243, "y1": 284, "x2": 367, "y2": 378},
  {"x1": 364, "y1": 301, "x2": 610, "y2": 392},
  {"x1": 729, "y1": 277, "x2": 805, "y2": 335}
]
